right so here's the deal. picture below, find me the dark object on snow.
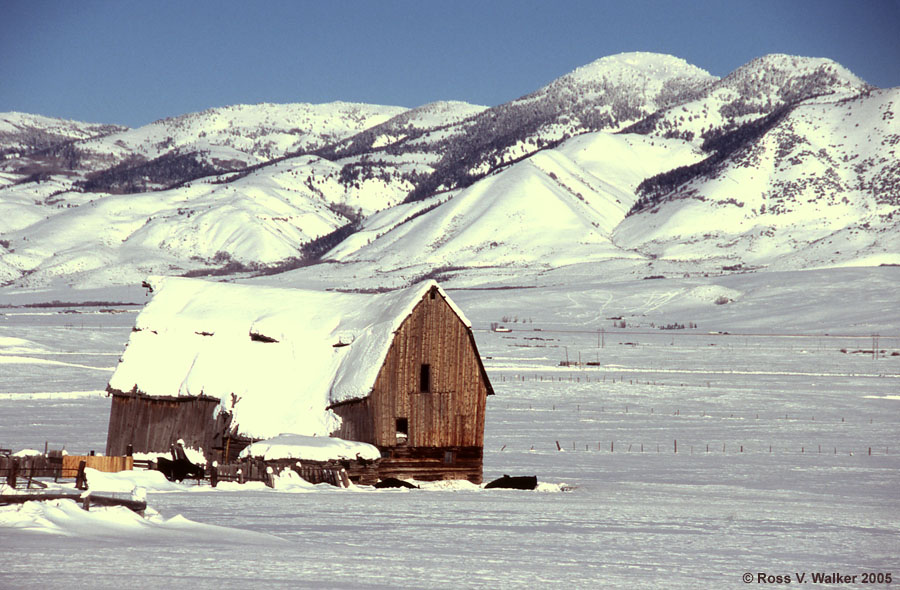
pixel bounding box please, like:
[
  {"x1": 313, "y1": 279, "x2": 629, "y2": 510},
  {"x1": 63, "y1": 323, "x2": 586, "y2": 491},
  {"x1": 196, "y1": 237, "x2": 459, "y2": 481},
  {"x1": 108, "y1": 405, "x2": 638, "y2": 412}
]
[
  {"x1": 156, "y1": 456, "x2": 204, "y2": 482},
  {"x1": 484, "y1": 474, "x2": 538, "y2": 490},
  {"x1": 373, "y1": 477, "x2": 418, "y2": 489}
]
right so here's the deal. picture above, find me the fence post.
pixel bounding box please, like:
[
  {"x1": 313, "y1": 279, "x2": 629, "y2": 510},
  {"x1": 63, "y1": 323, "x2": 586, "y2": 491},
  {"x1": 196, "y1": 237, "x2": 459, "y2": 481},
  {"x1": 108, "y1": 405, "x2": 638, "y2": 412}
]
[
  {"x1": 7, "y1": 458, "x2": 18, "y2": 487},
  {"x1": 75, "y1": 460, "x2": 87, "y2": 490}
]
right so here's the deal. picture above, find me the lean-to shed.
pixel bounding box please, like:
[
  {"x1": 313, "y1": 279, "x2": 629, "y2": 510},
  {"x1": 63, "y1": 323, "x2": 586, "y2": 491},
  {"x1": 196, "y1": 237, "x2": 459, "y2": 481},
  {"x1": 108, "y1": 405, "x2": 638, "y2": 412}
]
[{"x1": 106, "y1": 277, "x2": 493, "y2": 483}]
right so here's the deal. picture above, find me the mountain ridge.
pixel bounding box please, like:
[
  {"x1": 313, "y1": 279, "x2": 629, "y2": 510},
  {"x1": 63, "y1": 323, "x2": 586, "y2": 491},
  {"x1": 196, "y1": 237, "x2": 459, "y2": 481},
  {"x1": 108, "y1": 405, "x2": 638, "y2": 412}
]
[{"x1": 0, "y1": 51, "x2": 895, "y2": 290}]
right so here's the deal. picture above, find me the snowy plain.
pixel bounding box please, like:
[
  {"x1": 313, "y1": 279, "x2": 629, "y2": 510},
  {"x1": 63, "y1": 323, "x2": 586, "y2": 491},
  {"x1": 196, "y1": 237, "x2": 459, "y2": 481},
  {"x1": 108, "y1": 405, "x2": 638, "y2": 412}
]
[{"x1": 0, "y1": 267, "x2": 898, "y2": 589}]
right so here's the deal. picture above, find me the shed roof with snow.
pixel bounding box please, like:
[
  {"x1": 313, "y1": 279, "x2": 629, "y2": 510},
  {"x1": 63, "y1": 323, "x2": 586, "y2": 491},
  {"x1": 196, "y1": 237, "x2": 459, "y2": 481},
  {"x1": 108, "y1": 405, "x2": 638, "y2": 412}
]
[{"x1": 107, "y1": 277, "x2": 475, "y2": 440}]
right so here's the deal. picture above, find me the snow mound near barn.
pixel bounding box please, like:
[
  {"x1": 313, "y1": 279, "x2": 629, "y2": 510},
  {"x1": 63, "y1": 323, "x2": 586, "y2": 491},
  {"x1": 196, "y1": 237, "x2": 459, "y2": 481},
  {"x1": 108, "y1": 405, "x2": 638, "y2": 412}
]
[
  {"x1": 239, "y1": 433, "x2": 380, "y2": 462},
  {"x1": 0, "y1": 495, "x2": 284, "y2": 543}
]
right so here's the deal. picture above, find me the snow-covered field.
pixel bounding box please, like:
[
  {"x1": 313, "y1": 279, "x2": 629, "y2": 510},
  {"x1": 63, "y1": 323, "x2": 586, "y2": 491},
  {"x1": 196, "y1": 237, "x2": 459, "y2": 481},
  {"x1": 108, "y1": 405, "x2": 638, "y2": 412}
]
[{"x1": 1, "y1": 268, "x2": 898, "y2": 589}]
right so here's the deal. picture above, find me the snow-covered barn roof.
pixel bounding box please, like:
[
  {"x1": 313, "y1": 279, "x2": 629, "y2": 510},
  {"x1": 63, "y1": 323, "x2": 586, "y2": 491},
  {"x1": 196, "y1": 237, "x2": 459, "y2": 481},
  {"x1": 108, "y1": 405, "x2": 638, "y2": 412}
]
[{"x1": 107, "y1": 277, "x2": 471, "y2": 439}]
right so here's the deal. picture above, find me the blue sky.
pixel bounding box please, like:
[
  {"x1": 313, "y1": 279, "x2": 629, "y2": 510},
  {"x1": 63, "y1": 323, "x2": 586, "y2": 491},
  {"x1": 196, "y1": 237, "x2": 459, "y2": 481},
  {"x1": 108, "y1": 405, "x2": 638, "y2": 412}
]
[{"x1": 2, "y1": 0, "x2": 898, "y2": 128}]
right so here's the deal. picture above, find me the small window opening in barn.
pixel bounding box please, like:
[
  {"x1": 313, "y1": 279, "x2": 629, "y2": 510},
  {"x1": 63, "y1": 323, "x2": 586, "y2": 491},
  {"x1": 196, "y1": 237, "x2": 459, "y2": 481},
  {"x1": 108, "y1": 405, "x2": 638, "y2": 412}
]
[
  {"x1": 395, "y1": 418, "x2": 408, "y2": 444},
  {"x1": 429, "y1": 287, "x2": 436, "y2": 300},
  {"x1": 443, "y1": 450, "x2": 454, "y2": 464},
  {"x1": 419, "y1": 363, "x2": 431, "y2": 393}
]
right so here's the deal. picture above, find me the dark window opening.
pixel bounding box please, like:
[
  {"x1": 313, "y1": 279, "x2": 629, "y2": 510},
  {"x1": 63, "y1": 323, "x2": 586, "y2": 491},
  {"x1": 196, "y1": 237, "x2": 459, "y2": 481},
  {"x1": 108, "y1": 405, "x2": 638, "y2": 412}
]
[
  {"x1": 395, "y1": 418, "x2": 408, "y2": 444},
  {"x1": 429, "y1": 288, "x2": 436, "y2": 300},
  {"x1": 443, "y1": 451, "x2": 454, "y2": 464},
  {"x1": 419, "y1": 363, "x2": 431, "y2": 393},
  {"x1": 395, "y1": 417, "x2": 408, "y2": 435}
]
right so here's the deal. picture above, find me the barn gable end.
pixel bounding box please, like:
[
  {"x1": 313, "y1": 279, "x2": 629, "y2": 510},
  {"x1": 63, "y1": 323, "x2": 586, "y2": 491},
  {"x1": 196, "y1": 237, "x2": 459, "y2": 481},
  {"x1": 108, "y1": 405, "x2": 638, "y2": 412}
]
[{"x1": 331, "y1": 285, "x2": 492, "y2": 482}]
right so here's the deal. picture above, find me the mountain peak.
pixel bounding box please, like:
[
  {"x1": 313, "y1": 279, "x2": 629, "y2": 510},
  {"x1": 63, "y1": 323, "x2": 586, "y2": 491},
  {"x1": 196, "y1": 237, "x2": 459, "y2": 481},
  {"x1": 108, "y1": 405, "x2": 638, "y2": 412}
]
[
  {"x1": 722, "y1": 53, "x2": 872, "y2": 93},
  {"x1": 561, "y1": 52, "x2": 716, "y2": 86}
]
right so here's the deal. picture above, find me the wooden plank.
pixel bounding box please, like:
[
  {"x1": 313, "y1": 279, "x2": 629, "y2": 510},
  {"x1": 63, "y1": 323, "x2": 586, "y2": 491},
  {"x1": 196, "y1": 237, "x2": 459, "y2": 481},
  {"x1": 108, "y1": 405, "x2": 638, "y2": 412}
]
[{"x1": 62, "y1": 455, "x2": 133, "y2": 478}]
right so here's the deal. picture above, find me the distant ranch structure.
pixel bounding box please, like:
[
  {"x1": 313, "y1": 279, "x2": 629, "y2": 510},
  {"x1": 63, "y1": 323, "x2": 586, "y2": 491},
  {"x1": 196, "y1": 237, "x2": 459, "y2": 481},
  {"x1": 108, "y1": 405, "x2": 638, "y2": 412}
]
[{"x1": 105, "y1": 278, "x2": 493, "y2": 483}]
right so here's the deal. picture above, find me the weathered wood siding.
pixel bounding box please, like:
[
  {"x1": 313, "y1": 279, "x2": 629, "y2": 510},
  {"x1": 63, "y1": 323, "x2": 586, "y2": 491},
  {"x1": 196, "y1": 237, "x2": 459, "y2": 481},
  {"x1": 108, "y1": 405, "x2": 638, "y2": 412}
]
[
  {"x1": 330, "y1": 398, "x2": 375, "y2": 444},
  {"x1": 105, "y1": 392, "x2": 223, "y2": 457},
  {"x1": 369, "y1": 286, "x2": 490, "y2": 449}
]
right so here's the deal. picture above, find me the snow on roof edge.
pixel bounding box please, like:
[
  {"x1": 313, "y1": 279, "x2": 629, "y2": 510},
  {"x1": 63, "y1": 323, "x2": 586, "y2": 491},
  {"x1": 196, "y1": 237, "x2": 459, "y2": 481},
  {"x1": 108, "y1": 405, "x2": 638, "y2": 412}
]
[
  {"x1": 238, "y1": 433, "x2": 381, "y2": 462},
  {"x1": 113, "y1": 275, "x2": 477, "y2": 437},
  {"x1": 394, "y1": 279, "x2": 472, "y2": 329}
]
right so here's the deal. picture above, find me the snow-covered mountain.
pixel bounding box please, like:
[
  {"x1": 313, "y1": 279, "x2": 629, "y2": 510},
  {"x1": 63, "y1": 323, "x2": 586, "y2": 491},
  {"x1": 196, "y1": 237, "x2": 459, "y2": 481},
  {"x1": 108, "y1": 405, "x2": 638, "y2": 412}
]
[
  {"x1": 75, "y1": 102, "x2": 408, "y2": 190},
  {"x1": 0, "y1": 52, "x2": 896, "y2": 290},
  {"x1": 0, "y1": 112, "x2": 125, "y2": 160},
  {"x1": 401, "y1": 52, "x2": 717, "y2": 201},
  {"x1": 616, "y1": 87, "x2": 900, "y2": 268},
  {"x1": 0, "y1": 102, "x2": 406, "y2": 199},
  {"x1": 622, "y1": 54, "x2": 871, "y2": 145}
]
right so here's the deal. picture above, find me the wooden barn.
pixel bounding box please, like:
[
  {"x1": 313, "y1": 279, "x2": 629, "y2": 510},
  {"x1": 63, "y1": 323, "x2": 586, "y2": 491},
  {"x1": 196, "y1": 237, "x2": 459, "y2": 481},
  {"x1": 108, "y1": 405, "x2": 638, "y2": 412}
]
[{"x1": 106, "y1": 277, "x2": 493, "y2": 483}]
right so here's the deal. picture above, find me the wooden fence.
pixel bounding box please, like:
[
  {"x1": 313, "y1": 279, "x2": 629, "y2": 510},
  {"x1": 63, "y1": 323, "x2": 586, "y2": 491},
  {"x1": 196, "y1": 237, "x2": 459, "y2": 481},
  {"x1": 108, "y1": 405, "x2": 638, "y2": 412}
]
[
  {"x1": 211, "y1": 459, "x2": 354, "y2": 488},
  {"x1": 1, "y1": 453, "x2": 133, "y2": 488}
]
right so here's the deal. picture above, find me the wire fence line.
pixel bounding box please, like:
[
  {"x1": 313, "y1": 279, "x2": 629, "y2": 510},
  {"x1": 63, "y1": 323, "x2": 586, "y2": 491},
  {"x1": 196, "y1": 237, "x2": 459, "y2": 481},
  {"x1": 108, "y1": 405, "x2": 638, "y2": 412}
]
[
  {"x1": 493, "y1": 371, "x2": 900, "y2": 383},
  {"x1": 492, "y1": 441, "x2": 893, "y2": 456},
  {"x1": 494, "y1": 401, "x2": 894, "y2": 426}
]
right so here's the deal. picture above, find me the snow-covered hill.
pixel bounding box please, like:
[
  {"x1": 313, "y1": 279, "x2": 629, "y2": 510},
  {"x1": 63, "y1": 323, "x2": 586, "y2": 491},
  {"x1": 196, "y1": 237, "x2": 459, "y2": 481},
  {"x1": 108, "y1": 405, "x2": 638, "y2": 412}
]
[
  {"x1": 0, "y1": 155, "x2": 369, "y2": 288},
  {"x1": 0, "y1": 102, "x2": 407, "y2": 199},
  {"x1": 324, "y1": 132, "x2": 704, "y2": 273},
  {"x1": 0, "y1": 102, "x2": 409, "y2": 251},
  {"x1": 82, "y1": 101, "x2": 407, "y2": 170},
  {"x1": 317, "y1": 101, "x2": 488, "y2": 158},
  {"x1": 0, "y1": 112, "x2": 124, "y2": 160},
  {"x1": 616, "y1": 88, "x2": 900, "y2": 268}
]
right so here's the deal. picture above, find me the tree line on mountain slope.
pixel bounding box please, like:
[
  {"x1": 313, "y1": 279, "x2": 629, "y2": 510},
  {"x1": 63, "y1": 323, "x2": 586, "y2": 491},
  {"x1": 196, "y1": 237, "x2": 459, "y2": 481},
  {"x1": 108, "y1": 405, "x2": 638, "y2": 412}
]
[
  {"x1": 628, "y1": 104, "x2": 797, "y2": 215},
  {"x1": 76, "y1": 151, "x2": 232, "y2": 194},
  {"x1": 401, "y1": 80, "x2": 701, "y2": 203},
  {"x1": 0, "y1": 123, "x2": 124, "y2": 160},
  {"x1": 621, "y1": 63, "x2": 871, "y2": 143}
]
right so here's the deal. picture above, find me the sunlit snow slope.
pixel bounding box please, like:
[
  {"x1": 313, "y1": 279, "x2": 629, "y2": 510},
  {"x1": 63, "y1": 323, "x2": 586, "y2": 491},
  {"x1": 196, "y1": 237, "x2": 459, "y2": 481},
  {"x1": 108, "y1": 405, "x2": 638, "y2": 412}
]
[
  {"x1": 616, "y1": 88, "x2": 900, "y2": 268},
  {"x1": 328, "y1": 132, "x2": 704, "y2": 271}
]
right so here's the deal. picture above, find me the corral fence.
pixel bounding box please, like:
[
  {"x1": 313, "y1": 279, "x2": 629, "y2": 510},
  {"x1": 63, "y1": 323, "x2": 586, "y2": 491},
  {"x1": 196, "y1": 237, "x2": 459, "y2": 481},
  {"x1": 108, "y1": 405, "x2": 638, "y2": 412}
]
[
  {"x1": 211, "y1": 459, "x2": 353, "y2": 488},
  {"x1": 1, "y1": 452, "x2": 132, "y2": 491}
]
